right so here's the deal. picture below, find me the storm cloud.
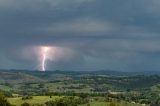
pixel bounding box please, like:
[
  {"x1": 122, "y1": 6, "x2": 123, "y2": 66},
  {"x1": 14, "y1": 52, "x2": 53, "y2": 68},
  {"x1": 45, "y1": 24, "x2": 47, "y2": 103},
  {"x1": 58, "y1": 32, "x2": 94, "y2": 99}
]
[{"x1": 0, "y1": 0, "x2": 160, "y2": 71}]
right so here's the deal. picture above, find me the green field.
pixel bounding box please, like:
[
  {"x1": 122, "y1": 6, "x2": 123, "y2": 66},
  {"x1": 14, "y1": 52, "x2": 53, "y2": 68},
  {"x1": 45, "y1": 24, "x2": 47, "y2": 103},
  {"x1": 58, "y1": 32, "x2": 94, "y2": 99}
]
[
  {"x1": 8, "y1": 96, "x2": 62, "y2": 106},
  {"x1": 8, "y1": 96, "x2": 148, "y2": 106},
  {"x1": 80, "y1": 101, "x2": 146, "y2": 106}
]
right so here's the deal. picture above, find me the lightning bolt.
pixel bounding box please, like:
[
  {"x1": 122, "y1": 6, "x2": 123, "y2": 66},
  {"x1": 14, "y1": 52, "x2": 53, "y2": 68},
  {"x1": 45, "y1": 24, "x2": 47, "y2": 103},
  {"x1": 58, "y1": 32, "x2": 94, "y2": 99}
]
[
  {"x1": 41, "y1": 47, "x2": 50, "y2": 71},
  {"x1": 42, "y1": 53, "x2": 46, "y2": 71}
]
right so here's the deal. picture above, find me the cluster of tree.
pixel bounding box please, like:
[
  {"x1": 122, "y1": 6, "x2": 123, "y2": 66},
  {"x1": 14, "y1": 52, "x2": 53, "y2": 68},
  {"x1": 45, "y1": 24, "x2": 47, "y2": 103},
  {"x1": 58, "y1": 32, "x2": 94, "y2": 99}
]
[
  {"x1": 22, "y1": 96, "x2": 33, "y2": 100},
  {"x1": 45, "y1": 92, "x2": 106, "y2": 97},
  {"x1": 45, "y1": 97, "x2": 81, "y2": 106},
  {"x1": 104, "y1": 91, "x2": 160, "y2": 106}
]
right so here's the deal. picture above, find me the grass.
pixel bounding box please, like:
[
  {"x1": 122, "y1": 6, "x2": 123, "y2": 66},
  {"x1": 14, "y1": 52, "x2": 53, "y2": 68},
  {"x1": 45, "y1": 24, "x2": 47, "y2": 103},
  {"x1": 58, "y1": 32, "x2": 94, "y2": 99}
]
[
  {"x1": 8, "y1": 96, "x2": 62, "y2": 106},
  {"x1": 8, "y1": 96, "x2": 148, "y2": 106},
  {"x1": 79, "y1": 101, "x2": 147, "y2": 106}
]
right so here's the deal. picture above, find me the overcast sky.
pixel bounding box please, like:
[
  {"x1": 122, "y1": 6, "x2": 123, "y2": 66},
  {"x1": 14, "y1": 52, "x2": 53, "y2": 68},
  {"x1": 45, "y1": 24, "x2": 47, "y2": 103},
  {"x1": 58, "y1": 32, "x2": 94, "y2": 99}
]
[{"x1": 0, "y1": 0, "x2": 160, "y2": 71}]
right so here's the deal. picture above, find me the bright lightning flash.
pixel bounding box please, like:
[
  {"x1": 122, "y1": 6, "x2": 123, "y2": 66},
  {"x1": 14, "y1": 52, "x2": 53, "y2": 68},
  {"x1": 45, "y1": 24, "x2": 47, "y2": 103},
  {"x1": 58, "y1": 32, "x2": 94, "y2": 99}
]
[{"x1": 41, "y1": 47, "x2": 51, "y2": 71}]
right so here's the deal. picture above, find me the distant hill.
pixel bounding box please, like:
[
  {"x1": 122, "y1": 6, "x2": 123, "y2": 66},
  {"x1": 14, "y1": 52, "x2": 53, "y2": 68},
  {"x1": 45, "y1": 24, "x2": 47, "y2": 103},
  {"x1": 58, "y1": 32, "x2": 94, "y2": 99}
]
[
  {"x1": 0, "y1": 69, "x2": 159, "y2": 84},
  {"x1": 0, "y1": 69, "x2": 159, "y2": 76},
  {"x1": 0, "y1": 71, "x2": 44, "y2": 84},
  {"x1": 0, "y1": 69, "x2": 160, "y2": 95}
]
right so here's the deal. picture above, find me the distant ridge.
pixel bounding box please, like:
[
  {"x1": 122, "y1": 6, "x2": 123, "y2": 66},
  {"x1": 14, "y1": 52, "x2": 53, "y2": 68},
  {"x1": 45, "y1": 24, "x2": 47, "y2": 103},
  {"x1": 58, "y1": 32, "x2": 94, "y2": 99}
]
[{"x1": 0, "y1": 69, "x2": 159, "y2": 76}]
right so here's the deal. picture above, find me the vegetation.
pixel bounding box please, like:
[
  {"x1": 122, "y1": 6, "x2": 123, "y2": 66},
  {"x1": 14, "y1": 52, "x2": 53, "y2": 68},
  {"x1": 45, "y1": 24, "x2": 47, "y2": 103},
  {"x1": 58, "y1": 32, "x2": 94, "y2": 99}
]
[
  {"x1": 0, "y1": 70, "x2": 159, "y2": 106},
  {"x1": 0, "y1": 90, "x2": 12, "y2": 106}
]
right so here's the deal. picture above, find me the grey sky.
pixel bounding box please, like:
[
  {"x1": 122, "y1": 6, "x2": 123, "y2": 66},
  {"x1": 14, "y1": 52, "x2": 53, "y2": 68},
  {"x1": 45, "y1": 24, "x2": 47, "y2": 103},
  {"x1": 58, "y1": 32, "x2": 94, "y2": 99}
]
[{"x1": 0, "y1": 0, "x2": 160, "y2": 71}]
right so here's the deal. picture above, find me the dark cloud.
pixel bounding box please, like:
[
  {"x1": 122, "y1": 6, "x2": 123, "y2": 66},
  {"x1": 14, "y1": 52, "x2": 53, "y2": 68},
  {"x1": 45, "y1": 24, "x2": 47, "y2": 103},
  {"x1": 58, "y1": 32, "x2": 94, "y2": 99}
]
[{"x1": 0, "y1": 0, "x2": 160, "y2": 71}]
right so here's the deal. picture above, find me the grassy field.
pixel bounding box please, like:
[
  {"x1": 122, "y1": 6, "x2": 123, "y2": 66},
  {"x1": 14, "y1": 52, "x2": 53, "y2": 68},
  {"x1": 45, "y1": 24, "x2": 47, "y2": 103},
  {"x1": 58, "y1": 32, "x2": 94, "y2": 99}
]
[
  {"x1": 8, "y1": 96, "x2": 62, "y2": 106},
  {"x1": 8, "y1": 96, "x2": 148, "y2": 106},
  {"x1": 79, "y1": 101, "x2": 147, "y2": 106}
]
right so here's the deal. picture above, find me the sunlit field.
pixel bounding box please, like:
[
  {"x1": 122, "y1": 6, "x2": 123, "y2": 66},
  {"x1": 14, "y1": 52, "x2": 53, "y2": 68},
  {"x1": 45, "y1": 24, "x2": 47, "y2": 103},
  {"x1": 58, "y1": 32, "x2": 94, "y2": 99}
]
[
  {"x1": 8, "y1": 96, "x2": 60, "y2": 106},
  {"x1": 8, "y1": 96, "x2": 148, "y2": 106}
]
